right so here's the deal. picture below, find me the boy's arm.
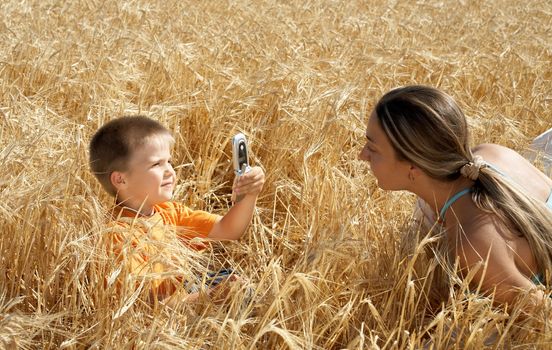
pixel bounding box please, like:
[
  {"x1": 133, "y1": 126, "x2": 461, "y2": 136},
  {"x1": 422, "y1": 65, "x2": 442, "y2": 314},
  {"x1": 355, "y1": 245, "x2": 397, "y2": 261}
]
[{"x1": 207, "y1": 166, "x2": 265, "y2": 240}]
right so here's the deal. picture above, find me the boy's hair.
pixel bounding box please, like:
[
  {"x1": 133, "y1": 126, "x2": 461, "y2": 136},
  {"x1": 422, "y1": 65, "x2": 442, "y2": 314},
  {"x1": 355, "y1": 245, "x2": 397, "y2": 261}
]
[{"x1": 89, "y1": 116, "x2": 173, "y2": 196}]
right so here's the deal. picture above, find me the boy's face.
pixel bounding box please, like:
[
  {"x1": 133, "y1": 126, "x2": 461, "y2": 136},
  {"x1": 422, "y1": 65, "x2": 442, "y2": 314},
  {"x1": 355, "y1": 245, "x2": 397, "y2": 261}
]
[{"x1": 113, "y1": 135, "x2": 176, "y2": 214}]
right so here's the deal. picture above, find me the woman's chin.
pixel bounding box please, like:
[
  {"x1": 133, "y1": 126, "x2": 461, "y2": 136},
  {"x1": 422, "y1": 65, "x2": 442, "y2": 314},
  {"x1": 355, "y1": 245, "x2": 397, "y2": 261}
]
[
  {"x1": 376, "y1": 181, "x2": 397, "y2": 191},
  {"x1": 375, "y1": 180, "x2": 387, "y2": 190}
]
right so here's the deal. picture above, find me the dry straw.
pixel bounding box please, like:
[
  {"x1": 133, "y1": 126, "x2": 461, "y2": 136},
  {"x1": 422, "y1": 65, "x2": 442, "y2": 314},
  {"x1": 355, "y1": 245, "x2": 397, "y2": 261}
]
[{"x1": 1, "y1": 0, "x2": 551, "y2": 348}]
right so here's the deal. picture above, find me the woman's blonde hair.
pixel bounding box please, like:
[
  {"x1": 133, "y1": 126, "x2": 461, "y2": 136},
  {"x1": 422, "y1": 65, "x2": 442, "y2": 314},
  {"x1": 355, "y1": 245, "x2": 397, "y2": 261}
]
[{"x1": 375, "y1": 85, "x2": 552, "y2": 284}]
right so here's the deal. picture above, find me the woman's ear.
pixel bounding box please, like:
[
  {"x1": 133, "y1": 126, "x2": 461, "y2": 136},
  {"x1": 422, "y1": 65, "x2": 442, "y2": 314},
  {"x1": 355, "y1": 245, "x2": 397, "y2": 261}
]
[
  {"x1": 110, "y1": 171, "x2": 126, "y2": 191},
  {"x1": 409, "y1": 165, "x2": 422, "y2": 181}
]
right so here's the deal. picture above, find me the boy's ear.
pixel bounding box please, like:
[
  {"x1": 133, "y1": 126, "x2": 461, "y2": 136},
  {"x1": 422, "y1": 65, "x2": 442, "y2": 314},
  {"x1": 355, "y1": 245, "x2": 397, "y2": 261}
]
[{"x1": 110, "y1": 171, "x2": 126, "y2": 190}]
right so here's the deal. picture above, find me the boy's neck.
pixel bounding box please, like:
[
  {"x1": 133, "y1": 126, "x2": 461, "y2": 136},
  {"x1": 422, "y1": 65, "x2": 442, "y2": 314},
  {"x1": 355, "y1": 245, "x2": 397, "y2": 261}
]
[{"x1": 113, "y1": 202, "x2": 156, "y2": 218}]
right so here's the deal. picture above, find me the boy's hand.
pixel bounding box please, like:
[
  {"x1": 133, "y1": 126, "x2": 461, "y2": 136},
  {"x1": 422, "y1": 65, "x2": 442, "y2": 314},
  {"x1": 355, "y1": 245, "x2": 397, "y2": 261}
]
[
  {"x1": 208, "y1": 274, "x2": 246, "y2": 304},
  {"x1": 232, "y1": 166, "x2": 265, "y2": 200}
]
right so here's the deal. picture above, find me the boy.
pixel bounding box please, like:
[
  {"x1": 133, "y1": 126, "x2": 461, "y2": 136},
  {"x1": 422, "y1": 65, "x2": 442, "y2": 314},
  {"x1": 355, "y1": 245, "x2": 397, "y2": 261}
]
[{"x1": 89, "y1": 115, "x2": 265, "y2": 304}]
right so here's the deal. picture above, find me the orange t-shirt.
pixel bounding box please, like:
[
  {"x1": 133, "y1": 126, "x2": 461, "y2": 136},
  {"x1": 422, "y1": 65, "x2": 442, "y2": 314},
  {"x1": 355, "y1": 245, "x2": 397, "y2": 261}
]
[{"x1": 105, "y1": 201, "x2": 220, "y2": 298}]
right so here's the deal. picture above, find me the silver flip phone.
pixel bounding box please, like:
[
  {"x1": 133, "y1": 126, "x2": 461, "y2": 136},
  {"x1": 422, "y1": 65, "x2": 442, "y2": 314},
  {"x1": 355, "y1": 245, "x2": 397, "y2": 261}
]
[
  {"x1": 232, "y1": 133, "x2": 250, "y2": 176},
  {"x1": 232, "y1": 133, "x2": 250, "y2": 203}
]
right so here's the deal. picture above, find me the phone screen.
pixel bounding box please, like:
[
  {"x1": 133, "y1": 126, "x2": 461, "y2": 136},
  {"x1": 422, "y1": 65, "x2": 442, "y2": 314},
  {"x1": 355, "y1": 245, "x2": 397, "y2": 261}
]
[
  {"x1": 233, "y1": 133, "x2": 249, "y2": 175},
  {"x1": 237, "y1": 140, "x2": 248, "y2": 171}
]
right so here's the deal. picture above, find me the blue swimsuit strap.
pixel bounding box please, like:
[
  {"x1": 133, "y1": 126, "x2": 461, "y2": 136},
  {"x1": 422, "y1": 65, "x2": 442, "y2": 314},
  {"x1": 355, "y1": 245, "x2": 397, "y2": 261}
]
[
  {"x1": 485, "y1": 163, "x2": 506, "y2": 176},
  {"x1": 437, "y1": 162, "x2": 500, "y2": 220},
  {"x1": 439, "y1": 188, "x2": 472, "y2": 220}
]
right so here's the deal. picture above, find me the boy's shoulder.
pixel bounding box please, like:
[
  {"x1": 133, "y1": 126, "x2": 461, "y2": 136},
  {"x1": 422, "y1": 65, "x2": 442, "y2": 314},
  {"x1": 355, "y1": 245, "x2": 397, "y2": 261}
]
[
  {"x1": 106, "y1": 201, "x2": 219, "y2": 230},
  {"x1": 154, "y1": 201, "x2": 195, "y2": 220},
  {"x1": 108, "y1": 201, "x2": 185, "y2": 221},
  {"x1": 154, "y1": 201, "x2": 185, "y2": 212},
  {"x1": 106, "y1": 211, "x2": 164, "y2": 234},
  {"x1": 154, "y1": 201, "x2": 219, "y2": 226}
]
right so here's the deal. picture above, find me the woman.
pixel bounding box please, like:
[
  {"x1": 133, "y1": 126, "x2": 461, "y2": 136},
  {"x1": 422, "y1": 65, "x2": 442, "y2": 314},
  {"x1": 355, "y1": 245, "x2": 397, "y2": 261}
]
[{"x1": 359, "y1": 85, "x2": 552, "y2": 306}]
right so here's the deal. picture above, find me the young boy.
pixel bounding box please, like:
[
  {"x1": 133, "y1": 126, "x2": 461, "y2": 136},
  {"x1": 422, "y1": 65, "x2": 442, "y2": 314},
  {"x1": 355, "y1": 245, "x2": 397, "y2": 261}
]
[{"x1": 89, "y1": 116, "x2": 265, "y2": 305}]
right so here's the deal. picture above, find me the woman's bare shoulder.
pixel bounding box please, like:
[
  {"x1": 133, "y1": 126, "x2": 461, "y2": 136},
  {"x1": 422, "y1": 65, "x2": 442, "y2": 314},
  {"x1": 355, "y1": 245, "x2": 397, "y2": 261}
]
[
  {"x1": 472, "y1": 143, "x2": 519, "y2": 158},
  {"x1": 473, "y1": 143, "x2": 551, "y2": 193}
]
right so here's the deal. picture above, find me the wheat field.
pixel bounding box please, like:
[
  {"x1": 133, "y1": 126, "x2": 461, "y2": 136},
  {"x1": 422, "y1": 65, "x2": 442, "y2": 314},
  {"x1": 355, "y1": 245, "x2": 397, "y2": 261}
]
[{"x1": 1, "y1": 0, "x2": 551, "y2": 349}]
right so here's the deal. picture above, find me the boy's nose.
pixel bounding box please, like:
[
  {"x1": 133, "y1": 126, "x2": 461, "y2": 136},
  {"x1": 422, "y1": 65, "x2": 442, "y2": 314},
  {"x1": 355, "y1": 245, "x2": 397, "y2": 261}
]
[{"x1": 165, "y1": 163, "x2": 176, "y2": 176}]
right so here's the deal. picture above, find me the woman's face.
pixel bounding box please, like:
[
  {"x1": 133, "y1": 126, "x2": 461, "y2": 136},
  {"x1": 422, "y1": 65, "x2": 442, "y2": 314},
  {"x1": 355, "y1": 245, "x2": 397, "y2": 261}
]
[{"x1": 359, "y1": 111, "x2": 412, "y2": 190}]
